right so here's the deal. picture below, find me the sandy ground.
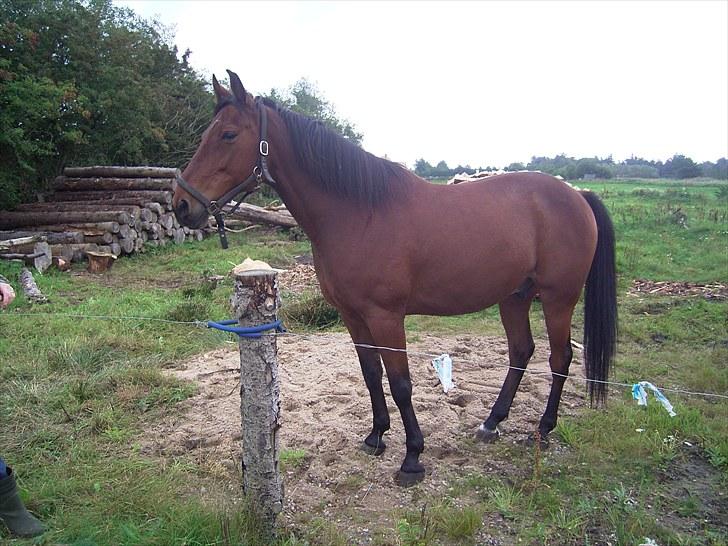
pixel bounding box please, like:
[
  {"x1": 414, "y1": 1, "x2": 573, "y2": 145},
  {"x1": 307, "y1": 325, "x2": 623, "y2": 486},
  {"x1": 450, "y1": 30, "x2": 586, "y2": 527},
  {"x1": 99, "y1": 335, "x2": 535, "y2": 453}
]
[{"x1": 142, "y1": 325, "x2": 587, "y2": 543}]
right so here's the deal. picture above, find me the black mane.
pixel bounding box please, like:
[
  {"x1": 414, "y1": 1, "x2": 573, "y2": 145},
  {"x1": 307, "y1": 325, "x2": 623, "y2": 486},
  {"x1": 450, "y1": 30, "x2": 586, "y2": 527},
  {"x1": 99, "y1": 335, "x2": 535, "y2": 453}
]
[{"x1": 260, "y1": 97, "x2": 409, "y2": 206}]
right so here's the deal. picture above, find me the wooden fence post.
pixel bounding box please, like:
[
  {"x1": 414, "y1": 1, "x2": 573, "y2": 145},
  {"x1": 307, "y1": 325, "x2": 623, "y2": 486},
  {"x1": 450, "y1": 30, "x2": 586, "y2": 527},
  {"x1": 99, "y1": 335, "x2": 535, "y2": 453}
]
[{"x1": 231, "y1": 262, "x2": 283, "y2": 535}]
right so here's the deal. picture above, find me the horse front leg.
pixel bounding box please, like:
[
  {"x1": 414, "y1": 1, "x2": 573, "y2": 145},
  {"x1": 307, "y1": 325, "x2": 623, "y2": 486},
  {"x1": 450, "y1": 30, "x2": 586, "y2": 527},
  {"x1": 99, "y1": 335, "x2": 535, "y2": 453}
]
[
  {"x1": 365, "y1": 312, "x2": 425, "y2": 486},
  {"x1": 356, "y1": 344, "x2": 391, "y2": 455},
  {"x1": 343, "y1": 315, "x2": 390, "y2": 455}
]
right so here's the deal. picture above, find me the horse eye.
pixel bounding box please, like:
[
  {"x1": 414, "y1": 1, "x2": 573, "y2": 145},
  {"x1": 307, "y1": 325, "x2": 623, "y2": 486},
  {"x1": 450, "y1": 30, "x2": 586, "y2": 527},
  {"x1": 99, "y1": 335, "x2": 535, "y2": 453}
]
[{"x1": 221, "y1": 131, "x2": 237, "y2": 141}]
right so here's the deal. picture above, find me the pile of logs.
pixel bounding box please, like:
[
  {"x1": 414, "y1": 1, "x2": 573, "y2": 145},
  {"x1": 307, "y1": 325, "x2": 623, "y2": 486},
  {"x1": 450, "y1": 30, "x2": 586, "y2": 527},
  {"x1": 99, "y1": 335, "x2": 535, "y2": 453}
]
[{"x1": 0, "y1": 166, "x2": 208, "y2": 265}]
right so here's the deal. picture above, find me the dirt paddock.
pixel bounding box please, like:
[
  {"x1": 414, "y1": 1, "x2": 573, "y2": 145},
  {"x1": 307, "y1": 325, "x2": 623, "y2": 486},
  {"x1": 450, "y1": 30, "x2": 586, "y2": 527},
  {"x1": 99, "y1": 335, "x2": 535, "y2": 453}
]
[{"x1": 142, "y1": 328, "x2": 587, "y2": 542}]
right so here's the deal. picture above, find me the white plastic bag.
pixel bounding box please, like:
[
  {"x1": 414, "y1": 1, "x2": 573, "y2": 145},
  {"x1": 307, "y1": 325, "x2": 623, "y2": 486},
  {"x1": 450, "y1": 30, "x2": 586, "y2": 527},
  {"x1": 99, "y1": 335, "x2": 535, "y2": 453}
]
[
  {"x1": 432, "y1": 354, "x2": 455, "y2": 393},
  {"x1": 632, "y1": 381, "x2": 676, "y2": 417}
]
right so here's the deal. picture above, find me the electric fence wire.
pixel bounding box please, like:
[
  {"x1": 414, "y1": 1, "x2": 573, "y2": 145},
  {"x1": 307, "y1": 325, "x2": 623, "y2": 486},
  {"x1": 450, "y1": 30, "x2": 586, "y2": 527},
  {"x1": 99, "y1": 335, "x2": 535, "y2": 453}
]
[{"x1": 4, "y1": 311, "x2": 728, "y2": 401}]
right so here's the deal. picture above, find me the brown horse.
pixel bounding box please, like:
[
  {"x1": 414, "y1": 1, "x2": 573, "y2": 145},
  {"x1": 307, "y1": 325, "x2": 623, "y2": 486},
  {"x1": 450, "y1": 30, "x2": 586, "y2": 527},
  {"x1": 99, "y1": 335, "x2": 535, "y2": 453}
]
[{"x1": 173, "y1": 70, "x2": 617, "y2": 486}]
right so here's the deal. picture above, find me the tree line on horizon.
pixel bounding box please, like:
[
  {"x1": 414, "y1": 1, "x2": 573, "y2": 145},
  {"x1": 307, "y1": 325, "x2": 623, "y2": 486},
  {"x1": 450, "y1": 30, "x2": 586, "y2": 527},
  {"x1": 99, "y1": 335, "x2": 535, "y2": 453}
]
[{"x1": 414, "y1": 154, "x2": 728, "y2": 180}]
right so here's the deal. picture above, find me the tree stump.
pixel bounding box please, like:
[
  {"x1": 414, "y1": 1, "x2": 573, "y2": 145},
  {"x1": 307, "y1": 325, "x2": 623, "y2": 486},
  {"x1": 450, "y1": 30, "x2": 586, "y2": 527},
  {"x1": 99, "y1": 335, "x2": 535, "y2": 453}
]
[
  {"x1": 231, "y1": 261, "x2": 283, "y2": 537},
  {"x1": 86, "y1": 251, "x2": 117, "y2": 273}
]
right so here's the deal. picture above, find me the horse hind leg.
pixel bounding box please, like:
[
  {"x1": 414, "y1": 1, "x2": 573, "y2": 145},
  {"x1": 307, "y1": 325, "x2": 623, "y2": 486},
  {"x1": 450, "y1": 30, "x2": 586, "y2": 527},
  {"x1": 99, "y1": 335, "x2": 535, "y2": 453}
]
[
  {"x1": 534, "y1": 293, "x2": 578, "y2": 447},
  {"x1": 477, "y1": 293, "x2": 535, "y2": 442},
  {"x1": 343, "y1": 314, "x2": 390, "y2": 456}
]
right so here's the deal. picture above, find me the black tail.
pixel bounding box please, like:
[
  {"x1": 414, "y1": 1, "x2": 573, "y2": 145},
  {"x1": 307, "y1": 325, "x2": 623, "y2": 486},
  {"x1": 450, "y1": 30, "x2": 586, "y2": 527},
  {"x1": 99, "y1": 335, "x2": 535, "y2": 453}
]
[{"x1": 581, "y1": 191, "x2": 617, "y2": 406}]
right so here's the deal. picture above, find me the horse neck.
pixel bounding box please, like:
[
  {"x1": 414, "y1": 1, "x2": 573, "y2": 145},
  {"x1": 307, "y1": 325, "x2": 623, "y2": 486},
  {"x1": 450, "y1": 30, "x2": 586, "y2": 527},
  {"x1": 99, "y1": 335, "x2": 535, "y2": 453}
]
[{"x1": 263, "y1": 110, "x2": 370, "y2": 244}]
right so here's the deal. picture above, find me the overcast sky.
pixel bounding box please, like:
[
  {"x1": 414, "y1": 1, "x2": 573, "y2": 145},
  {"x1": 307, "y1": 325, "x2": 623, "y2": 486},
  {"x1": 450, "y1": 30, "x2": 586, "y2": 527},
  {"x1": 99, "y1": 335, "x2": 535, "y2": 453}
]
[{"x1": 116, "y1": 0, "x2": 727, "y2": 168}]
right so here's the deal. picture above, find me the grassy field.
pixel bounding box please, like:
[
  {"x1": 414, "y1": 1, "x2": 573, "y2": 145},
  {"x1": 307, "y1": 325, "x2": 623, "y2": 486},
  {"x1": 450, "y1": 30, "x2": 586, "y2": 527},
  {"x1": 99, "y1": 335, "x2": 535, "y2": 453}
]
[{"x1": 0, "y1": 178, "x2": 726, "y2": 545}]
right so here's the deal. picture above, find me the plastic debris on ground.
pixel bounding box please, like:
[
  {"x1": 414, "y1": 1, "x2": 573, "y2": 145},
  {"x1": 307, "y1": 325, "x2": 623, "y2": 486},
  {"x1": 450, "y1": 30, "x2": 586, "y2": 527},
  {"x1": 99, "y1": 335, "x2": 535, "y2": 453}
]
[
  {"x1": 432, "y1": 354, "x2": 455, "y2": 393},
  {"x1": 632, "y1": 381, "x2": 676, "y2": 417}
]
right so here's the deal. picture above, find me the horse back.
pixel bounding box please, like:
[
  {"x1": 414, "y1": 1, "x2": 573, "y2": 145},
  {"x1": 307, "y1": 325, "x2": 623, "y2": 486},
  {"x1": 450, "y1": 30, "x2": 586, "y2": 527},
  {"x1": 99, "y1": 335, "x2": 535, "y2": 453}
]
[{"x1": 401, "y1": 172, "x2": 597, "y2": 315}]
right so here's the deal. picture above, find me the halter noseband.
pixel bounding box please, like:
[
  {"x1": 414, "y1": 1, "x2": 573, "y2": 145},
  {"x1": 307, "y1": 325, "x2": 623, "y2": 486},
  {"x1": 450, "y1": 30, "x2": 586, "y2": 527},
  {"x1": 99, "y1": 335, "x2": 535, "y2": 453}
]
[{"x1": 175, "y1": 97, "x2": 278, "y2": 249}]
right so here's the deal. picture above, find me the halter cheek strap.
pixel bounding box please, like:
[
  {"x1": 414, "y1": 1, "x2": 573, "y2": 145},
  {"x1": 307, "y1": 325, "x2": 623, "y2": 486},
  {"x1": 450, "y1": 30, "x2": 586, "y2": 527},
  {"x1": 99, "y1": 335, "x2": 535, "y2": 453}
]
[{"x1": 174, "y1": 97, "x2": 278, "y2": 249}]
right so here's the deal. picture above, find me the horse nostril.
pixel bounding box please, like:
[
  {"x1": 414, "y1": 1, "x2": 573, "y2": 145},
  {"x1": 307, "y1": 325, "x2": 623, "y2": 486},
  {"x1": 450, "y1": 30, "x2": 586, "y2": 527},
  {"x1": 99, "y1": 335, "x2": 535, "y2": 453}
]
[{"x1": 177, "y1": 199, "x2": 189, "y2": 216}]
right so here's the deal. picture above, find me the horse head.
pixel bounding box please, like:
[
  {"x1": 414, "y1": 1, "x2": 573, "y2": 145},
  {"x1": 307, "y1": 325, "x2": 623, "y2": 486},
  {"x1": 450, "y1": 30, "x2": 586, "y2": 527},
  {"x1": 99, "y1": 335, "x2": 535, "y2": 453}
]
[{"x1": 173, "y1": 70, "x2": 269, "y2": 231}]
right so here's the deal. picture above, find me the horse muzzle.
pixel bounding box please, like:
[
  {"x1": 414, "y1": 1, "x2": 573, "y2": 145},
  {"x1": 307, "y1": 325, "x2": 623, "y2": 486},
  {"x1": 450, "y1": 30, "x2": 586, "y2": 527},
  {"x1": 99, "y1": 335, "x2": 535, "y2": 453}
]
[{"x1": 173, "y1": 198, "x2": 209, "y2": 229}]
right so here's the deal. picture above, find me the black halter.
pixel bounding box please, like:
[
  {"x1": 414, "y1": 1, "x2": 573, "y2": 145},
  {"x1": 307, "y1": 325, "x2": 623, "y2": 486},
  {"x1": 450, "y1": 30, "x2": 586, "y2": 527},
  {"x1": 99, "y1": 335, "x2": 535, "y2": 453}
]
[{"x1": 175, "y1": 97, "x2": 277, "y2": 249}]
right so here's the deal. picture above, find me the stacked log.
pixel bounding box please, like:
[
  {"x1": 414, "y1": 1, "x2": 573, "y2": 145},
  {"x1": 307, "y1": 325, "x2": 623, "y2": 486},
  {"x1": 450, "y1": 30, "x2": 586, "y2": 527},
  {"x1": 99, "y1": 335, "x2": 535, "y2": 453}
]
[
  {"x1": 0, "y1": 236, "x2": 52, "y2": 272},
  {"x1": 222, "y1": 202, "x2": 298, "y2": 229},
  {"x1": 0, "y1": 166, "x2": 208, "y2": 265}
]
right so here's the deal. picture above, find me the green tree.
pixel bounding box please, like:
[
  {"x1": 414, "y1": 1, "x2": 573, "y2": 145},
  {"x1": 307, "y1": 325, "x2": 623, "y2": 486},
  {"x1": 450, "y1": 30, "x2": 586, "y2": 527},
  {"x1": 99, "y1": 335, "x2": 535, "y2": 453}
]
[
  {"x1": 414, "y1": 158, "x2": 434, "y2": 177},
  {"x1": 452, "y1": 164, "x2": 476, "y2": 175},
  {"x1": 700, "y1": 158, "x2": 728, "y2": 180},
  {"x1": 661, "y1": 154, "x2": 701, "y2": 179},
  {"x1": 0, "y1": 0, "x2": 212, "y2": 209},
  {"x1": 575, "y1": 158, "x2": 613, "y2": 179},
  {"x1": 433, "y1": 160, "x2": 450, "y2": 177},
  {"x1": 264, "y1": 79, "x2": 362, "y2": 145}
]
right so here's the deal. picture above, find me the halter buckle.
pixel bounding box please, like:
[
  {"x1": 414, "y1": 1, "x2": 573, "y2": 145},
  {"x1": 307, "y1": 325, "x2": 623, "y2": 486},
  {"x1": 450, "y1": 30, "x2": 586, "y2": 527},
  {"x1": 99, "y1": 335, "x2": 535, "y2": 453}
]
[
  {"x1": 259, "y1": 140, "x2": 269, "y2": 156},
  {"x1": 253, "y1": 165, "x2": 263, "y2": 183},
  {"x1": 208, "y1": 201, "x2": 222, "y2": 216}
]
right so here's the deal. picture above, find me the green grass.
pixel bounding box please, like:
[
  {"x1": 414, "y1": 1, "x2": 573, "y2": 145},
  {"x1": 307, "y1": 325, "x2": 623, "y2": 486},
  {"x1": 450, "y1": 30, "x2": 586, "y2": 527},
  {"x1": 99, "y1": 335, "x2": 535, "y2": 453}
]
[
  {"x1": 0, "y1": 231, "x2": 311, "y2": 545},
  {"x1": 1, "y1": 181, "x2": 727, "y2": 544},
  {"x1": 281, "y1": 290, "x2": 342, "y2": 330},
  {"x1": 279, "y1": 449, "x2": 307, "y2": 472},
  {"x1": 435, "y1": 505, "x2": 481, "y2": 541},
  {"x1": 580, "y1": 178, "x2": 727, "y2": 282},
  {"x1": 485, "y1": 483, "x2": 523, "y2": 520}
]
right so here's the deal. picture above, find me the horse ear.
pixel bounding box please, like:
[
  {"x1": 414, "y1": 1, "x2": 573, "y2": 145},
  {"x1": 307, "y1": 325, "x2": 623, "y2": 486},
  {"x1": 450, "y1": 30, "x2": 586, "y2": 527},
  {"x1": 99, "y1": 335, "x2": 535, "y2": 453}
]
[
  {"x1": 226, "y1": 69, "x2": 252, "y2": 108},
  {"x1": 212, "y1": 74, "x2": 231, "y2": 104}
]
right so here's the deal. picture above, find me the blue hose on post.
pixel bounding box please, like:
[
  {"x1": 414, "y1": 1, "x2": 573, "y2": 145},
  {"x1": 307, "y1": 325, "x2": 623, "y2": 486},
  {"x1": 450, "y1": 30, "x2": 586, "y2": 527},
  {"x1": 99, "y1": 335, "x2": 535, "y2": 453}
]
[{"x1": 206, "y1": 318, "x2": 284, "y2": 338}]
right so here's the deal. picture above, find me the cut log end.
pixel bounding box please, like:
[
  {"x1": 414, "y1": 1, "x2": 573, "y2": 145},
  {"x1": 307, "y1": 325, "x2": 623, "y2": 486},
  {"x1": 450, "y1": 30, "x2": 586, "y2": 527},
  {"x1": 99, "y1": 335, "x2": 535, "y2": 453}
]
[
  {"x1": 0, "y1": 241, "x2": 52, "y2": 273},
  {"x1": 86, "y1": 251, "x2": 117, "y2": 273},
  {"x1": 52, "y1": 256, "x2": 71, "y2": 271}
]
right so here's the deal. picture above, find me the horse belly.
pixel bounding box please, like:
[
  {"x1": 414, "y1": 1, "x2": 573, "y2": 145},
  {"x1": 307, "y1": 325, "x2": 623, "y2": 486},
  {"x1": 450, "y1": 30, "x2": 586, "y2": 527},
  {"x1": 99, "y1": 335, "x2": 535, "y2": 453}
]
[
  {"x1": 405, "y1": 244, "x2": 533, "y2": 316},
  {"x1": 406, "y1": 290, "x2": 502, "y2": 316}
]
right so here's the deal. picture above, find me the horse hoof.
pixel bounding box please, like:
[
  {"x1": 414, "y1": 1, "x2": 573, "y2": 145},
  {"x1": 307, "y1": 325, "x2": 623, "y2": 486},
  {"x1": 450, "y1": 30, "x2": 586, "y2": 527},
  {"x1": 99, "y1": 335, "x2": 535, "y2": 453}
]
[
  {"x1": 395, "y1": 469, "x2": 425, "y2": 487},
  {"x1": 521, "y1": 433, "x2": 550, "y2": 449},
  {"x1": 475, "y1": 424, "x2": 500, "y2": 443},
  {"x1": 361, "y1": 440, "x2": 386, "y2": 456}
]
